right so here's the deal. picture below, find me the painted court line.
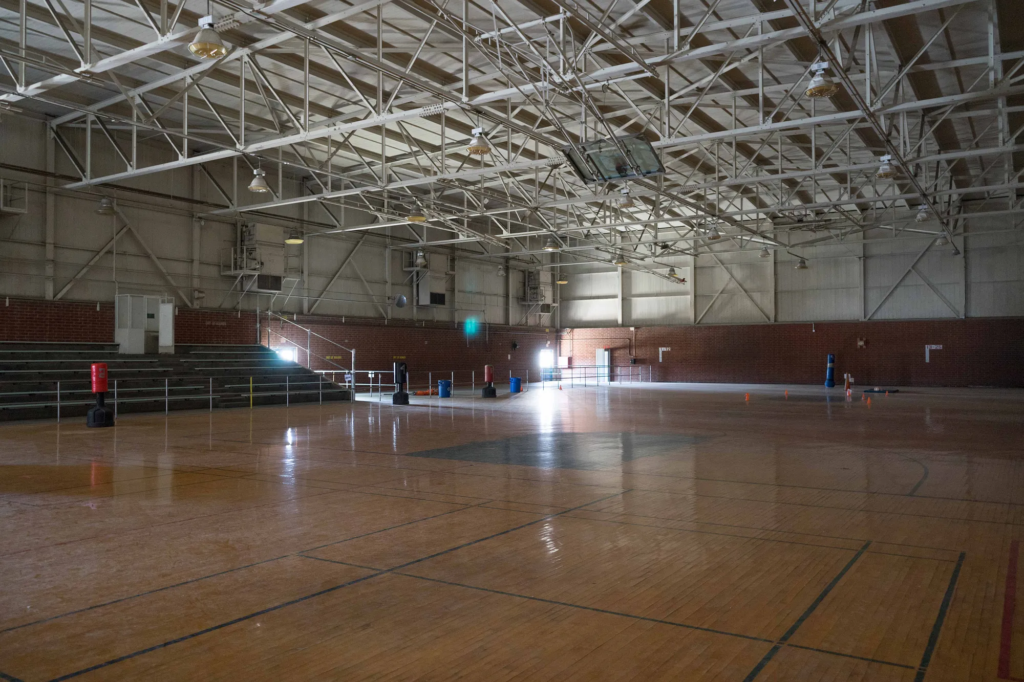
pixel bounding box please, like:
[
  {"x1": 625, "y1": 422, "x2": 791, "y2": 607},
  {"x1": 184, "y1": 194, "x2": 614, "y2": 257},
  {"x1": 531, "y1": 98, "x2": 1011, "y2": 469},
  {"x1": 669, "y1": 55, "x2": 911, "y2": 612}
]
[
  {"x1": 1000, "y1": 540, "x2": 1024, "y2": 681},
  {"x1": 742, "y1": 541, "x2": 872, "y2": 681},
  {"x1": 914, "y1": 552, "x2": 966, "y2": 682}
]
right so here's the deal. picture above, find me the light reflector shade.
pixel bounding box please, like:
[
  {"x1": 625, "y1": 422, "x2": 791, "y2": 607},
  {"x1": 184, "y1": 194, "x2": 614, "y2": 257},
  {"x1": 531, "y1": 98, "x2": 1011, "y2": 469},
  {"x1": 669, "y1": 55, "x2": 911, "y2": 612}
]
[
  {"x1": 285, "y1": 229, "x2": 304, "y2": 244},
  {"x1": 189, "y1": 17, "x2": 227, "y2": 59},
  {"x1": 95, "y1": 197, "x2": 115, "y2": 215},
  {"x1": 248, "y1": 168, "x2": 270, "y2": 193}
]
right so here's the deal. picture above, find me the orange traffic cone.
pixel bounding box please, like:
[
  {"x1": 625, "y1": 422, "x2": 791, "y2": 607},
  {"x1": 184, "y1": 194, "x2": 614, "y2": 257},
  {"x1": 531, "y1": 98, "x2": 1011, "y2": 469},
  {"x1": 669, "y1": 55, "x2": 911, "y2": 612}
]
[
  {"x1": 867, "y1": 397, "x2": 872, "y2": 407},
  {"x1": 785, "y1": 390, "x2": 789, "y2": 399},
  {"x1": 558, "y1": 384, "x2": 562, "y2": 390},
  {"x1": 745, "y1": 393, "x2": 750, "y2": 401}
]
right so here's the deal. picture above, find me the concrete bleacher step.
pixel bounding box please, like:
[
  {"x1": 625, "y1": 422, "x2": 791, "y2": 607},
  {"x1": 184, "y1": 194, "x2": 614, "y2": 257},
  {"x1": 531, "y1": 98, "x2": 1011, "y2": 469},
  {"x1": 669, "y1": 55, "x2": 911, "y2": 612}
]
[{"x1": 0, "y1": 342, "x2": 352, "y2": 421}]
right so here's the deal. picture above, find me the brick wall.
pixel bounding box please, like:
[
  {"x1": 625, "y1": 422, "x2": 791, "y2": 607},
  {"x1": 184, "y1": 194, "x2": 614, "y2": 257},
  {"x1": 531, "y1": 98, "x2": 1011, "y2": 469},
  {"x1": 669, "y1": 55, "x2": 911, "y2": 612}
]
[
  {"x1": 563, "y1": 319, "x2": 1024, "y2": 388},
  {"x1": 176, "y1": 309, "x2": 257, "y2": 345},
  {"x1": 261, "y1": 315, "x2": 556, "y2": 386},
  {"x1": 0, "y1": 299, "x2": 257, "y2": 345},
  {"x1": 0, "y1": 299, "x2": 115, "y2": 342}
]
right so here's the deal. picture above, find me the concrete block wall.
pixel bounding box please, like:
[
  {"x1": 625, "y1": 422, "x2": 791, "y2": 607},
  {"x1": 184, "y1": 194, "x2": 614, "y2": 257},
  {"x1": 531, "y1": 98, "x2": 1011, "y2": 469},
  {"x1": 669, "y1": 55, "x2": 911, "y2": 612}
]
[{"x1": 563, "y1": 318, "x2": 1024, "y2": 388}]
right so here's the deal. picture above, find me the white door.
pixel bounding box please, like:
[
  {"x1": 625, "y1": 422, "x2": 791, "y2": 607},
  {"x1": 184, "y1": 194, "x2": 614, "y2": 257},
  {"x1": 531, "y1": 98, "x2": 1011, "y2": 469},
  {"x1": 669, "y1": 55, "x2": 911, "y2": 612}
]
[{"x1": 595, "y1": 348, "x2": 610, "y2": 384}]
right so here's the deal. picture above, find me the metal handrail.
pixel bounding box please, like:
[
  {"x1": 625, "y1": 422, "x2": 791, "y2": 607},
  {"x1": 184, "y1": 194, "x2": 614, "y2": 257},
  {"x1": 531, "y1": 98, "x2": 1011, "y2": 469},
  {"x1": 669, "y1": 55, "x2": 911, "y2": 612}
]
[{"x1": 263, "y1": 311, "x2": 355, "y2": 374}]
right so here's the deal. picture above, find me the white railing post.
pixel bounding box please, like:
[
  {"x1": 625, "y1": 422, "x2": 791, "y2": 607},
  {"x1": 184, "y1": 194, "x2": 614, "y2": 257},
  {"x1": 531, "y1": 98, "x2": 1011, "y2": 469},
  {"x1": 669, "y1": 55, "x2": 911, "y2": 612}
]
[
  {"x1": 114, "y1": 379, "x2": 118, "y2": 418},
  {"x1": 56, "y1": 381, "x2": 60, "y2": 423},
  {"x1": 209, "y1": 377, "x2": 213, "y2": 411},
  {"x1": 165, "y1": 378, "x2": 168, "y2": 415},
  {"x1": 286, "y1": 375, "x2": 289, "y2": 407}
]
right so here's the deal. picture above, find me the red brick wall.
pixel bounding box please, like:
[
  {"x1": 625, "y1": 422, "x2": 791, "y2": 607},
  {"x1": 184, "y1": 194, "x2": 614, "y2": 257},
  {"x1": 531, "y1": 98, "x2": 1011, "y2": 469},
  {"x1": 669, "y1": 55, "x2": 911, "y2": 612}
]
[
  {"x1": 563, "y1": 319, "x2": 1024, "y2": 388},
  {"x1": 176, "y1": 309, "x2": 257, "y2": 345},
  {"x1": 0, "y1": 299, "x2": 115, "y2": 342},
  {"x1": 0, "y1": 299, "x2": 257, "y2": 345},
  {"x1": 261, "y1": 315, "x2": 556, "y2": 386}
]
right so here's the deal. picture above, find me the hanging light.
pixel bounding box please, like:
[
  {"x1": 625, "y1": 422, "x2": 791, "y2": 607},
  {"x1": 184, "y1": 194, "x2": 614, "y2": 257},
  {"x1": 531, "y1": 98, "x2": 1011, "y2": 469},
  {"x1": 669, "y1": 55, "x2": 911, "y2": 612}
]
[
  {"x1": 248, "y1": 168, "x2": 270, "y2": 193},
  {"x1": 285, "y1": 228, "x2": 304, "y2": 245},
  {"x1": 414, "y1": 250, "x2": 428, "y2": 268},
  {"x1": 706, "y1": 221, "x2": 721, "y2": 241},
  {"x1": 497, "y1": 265, "x2": 506, "y2": 277},
  {"x1": 805, "y1": 62, "x2": 839, "y2": 98},
  {"x1": 935, "y1": 235, "x2": 949, "y2": 247},
  {"x1": 95, "y1": 197, "x2": 115, "y2": 216},
  {"x1": 556, "y1": 273, "x2": 569, "y2": 285},
  {"x1": 876, "y1": 155, "x2": 896, "y2": 180},
  {"x1": 614, "y1": 255, "x2": 628, "y2": 267},
  {"x1": 795, "y1": 258, "x2": 808, "y2": 270},
  {"x1": 543, "y1": 236, "x2": 559, "y2": 251},
  {"x1": 915, "y1": 204, "x2": 929, "y2": 223},
  {"x1": 467, "y1": 127, "x2": 491, "y2": 155},
  {"x1": 407, "y1": 207, "x2": 427, "y2": 222},
  {"x1": 188, "y1": 16, "x2": 227, "y2": 59},
  {"x1": 759, "y1": 247, "x2": 771, "y2": 259},
  {"x1": 667, "y1": 266, "x2": 678, "y2": 279}
]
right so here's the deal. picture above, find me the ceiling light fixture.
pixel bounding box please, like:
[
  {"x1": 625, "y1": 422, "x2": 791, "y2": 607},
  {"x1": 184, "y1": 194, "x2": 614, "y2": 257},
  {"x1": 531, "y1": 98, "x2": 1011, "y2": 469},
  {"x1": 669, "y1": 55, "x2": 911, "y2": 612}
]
[
  {"x1": 795, "y1": 258, "x2": 808, "y2": 270},
  {"x1": 497, "y1": 265, "x2": 506, "y2": 277},
  {"x1": 95, "y1": 197, "x2": 115, "y2": 216},
  {"x1": 935, "y1": 235, "x2": 949, "y2": 247},
  {"x1": 915, "y1": 204, "x2": 929, "y2": 223},
  {"x1": 248, "y1": 167, "x2": 270, "y2": 193},
  {"x1": 667, "y1": 266, "x2": 678, "y2": 279},
  {"x1": 543, "y1": 236, "x2": 559, "y2": 251},
  {"x1": 876, "y1": 155, "x2": 896, "y2": 180},
  {"x1": 407, "y1": 207, "x2": 427, "y2": 222},
  {"x1": 805, "y1": 62, "x2": 839, "y2": 98},
  {"x1": 188, "y1": 16, "x2": 227, "y2": 59},
  {"x1": 759, "y1": 247, "x2": 771, "y2": 258},
  {"x1": 285, "y1": 228, "x2": 304, "y2": 245},
  {"x1": 614, "y1": 255, "x2": 628, "y2": 267},
  {"x1": 414, "y1": 250, "x2": 428, "y2": 268},
  {"x1": 706, "y1": 221, "x2": 721, "y2": 240},
  {"x1": 556, "y1": 273, "x2": 569, "y2": 285},
  {"x1": 467, "y1": 127, "x2": 491, "y2": 155}
]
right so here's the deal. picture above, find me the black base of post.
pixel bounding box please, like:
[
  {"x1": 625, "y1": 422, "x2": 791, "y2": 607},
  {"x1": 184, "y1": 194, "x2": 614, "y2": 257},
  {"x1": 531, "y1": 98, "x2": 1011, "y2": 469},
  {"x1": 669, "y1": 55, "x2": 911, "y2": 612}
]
[
  {"x1": 481, "y1": 384, "x2": 497, "y2": 398},
  {"x1": 392, "y1": 391, "x2": 409, "y2": 405},
  {"x1": 86, "y1": 393, "x2": 115, "y2": 428}
]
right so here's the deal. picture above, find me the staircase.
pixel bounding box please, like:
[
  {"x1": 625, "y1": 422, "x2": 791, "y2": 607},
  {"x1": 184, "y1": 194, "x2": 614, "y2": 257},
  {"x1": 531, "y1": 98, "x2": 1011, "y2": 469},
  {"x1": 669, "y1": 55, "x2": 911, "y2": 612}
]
[{"x1": 0, "y1": 342, "x2": 352, "y2": 422}]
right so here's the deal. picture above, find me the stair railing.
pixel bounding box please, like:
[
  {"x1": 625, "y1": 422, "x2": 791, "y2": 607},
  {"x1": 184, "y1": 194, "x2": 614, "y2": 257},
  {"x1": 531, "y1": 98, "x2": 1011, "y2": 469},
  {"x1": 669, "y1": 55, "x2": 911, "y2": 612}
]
[{"x1": 263, "y1": 311, "x2": 355, "y2": 376}]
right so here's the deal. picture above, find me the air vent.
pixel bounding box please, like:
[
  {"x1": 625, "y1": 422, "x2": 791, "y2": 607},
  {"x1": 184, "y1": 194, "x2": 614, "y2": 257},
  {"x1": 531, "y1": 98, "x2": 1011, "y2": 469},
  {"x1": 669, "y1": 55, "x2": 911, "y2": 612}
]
[
  {"x1": 255, "y1": 274, "x2": 283, "y2": 292},
  {"x1": 429, "y1": 292, "x2": 446, "y2": 306}
]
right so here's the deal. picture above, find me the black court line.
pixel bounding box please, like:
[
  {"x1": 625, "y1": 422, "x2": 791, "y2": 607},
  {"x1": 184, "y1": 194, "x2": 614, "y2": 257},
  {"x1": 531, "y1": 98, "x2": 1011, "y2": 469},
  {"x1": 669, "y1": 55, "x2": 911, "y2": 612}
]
[
  {"x1": 297, "y1": 556, "x2": 914, "y2": 670},
  {"x1": 390, "y1": 490, "x2": 631, "y2": 571},
  {"x1": 0, "y1": 486, "x2": 344, "y2": 561},
  {"x1": 906, "y1": 457, "x2": 931, "y2": 496},
  {"x1": 572, "y1": 505, "x2": 961, "y2": 555},
  {"x1": 786, "y1": 644, "x2": 916, "y2": 669},
  {"x1": 741, "y1": 541, "x2": 872, "y2": 681},
  {"x1": 46, "y1": 571, "x2": 386, "y2": 682},
  {"x1": 0, "y1": 671, "x2": 25, "y2": 682},
  {"x1": 584, "y1": 483, "x2": 1024, "y2": 527},
  {"x1": 913, "y1": 552, "x2": 966, "y2": 682},
  {"x1": 589, "y1": 465, "x2": 1024, "y2": 507},
  {"x1": 562, "y1": 512, "x2": 957, "y2": 562},
  {"x1": 394, "y1": 572, "x2": 774, "y2": 643},
  {"x1": 42, "y1": 491, "x2": 629, "y2": 680},
  {"x1": 301, "y1": 501, "x2": 496, "y2": 553},
  {"x1": 0, "y1": 499, "x2": 483, "y2": 636}
]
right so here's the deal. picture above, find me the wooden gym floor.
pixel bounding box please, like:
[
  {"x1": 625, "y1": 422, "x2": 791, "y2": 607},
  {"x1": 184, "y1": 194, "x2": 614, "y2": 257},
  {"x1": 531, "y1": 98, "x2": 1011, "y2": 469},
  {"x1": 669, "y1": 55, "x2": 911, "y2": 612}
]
[{"x1": 1, "y1": 382, "x2": 1023, "y2": 681}]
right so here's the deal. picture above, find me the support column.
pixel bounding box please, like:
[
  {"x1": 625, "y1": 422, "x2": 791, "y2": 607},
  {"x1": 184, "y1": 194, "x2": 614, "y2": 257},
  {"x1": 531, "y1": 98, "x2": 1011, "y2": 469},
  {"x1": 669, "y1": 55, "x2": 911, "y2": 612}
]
[{"x1": 44, "y1": 126, "x2": 55, "y2": 300}]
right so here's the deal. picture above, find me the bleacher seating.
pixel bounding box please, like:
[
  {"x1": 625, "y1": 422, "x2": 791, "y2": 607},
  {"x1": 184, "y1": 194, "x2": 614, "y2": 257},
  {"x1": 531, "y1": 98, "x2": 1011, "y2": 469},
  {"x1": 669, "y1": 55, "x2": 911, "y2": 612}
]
[{"x1": 0, "y1": 342, "x2": 351, "y2": 421}]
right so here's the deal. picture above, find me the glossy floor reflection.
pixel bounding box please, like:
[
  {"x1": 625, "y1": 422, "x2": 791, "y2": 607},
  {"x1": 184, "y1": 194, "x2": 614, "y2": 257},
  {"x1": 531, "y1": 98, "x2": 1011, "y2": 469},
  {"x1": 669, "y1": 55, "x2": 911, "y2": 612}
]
[{"x1": 0, "y1": 382, "x2": 1022, "y2": 681}]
